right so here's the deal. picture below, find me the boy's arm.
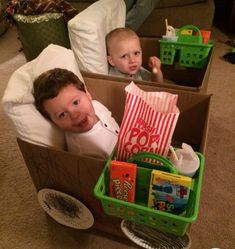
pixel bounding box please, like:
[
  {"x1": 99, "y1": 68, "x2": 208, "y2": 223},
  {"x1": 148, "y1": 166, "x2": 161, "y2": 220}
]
[{"x1": 148, "y1": 56, "x2": 164, "y2": 84}]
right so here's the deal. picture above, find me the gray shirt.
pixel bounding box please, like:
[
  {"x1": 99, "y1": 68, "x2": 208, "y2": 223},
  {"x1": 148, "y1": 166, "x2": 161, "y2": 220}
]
[{"x1": 109, "y1": 66, "x2": 152, "y2": 81}]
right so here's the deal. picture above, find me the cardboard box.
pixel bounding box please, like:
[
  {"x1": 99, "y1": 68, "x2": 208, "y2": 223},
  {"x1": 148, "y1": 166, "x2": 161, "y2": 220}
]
[
  {"x1": 82, "y1": 37, "x2": 214, "y2": 93},
  {"x1": 17, "y1": 76, "x2": 212, "y2": 238},
  {"x1": 85, "y1": 77, "x2": 211, "y2": 154}
]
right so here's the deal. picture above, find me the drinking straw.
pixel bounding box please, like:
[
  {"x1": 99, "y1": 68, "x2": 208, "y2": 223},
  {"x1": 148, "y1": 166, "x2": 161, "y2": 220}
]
[
  {"x1": 165, "y1": 18, "x2": 168, "y2": 31},
  {"x1": 169, "y1": 146, "x2": 178, "y2": 161}
]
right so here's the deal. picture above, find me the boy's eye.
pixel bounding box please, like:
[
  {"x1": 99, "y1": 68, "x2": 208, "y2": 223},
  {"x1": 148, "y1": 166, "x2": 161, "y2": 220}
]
[
  {"x1": 73, "y1": 100, "x2": 80, "y2": 106},
  {"x1": 121, "y1": 54, "x2": 128, "y2": 59},
  {"x1": 58, "y1": 112, "x2": 66, "y2": 119},
  {"x1": 134, "y1": 51, "x2": 141, "y2": 56}
]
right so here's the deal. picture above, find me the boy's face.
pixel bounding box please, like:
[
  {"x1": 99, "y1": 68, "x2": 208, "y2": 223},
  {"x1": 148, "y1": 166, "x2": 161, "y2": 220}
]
[
  {"x1": 107, "y1": 36, "x2": 142, "y2": 76},
  {"x1": 43, "y1": 84, "x2": 98, "y2": 133}
]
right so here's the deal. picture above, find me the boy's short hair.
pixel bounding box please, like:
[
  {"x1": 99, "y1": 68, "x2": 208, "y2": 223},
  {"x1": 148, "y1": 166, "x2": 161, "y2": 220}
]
[
  {"x1": 106, "y1": 27, "x2": 139, "y2": 55},
  {"x1": 33, "y1": 68, "x2": 85, "y2": 119}
]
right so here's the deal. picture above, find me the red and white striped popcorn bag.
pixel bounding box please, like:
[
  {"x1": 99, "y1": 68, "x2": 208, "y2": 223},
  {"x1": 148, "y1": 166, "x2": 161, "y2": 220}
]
[{"x1": 116, "y1": 82, "x2": 180, "y2": 162}]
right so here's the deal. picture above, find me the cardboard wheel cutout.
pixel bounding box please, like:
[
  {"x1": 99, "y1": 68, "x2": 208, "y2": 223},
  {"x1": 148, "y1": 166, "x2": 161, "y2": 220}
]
[
  {"x1": 38, "y1": 188, "x2": 94, "y2": 229},
  {"x1": 121, "y1": 220, "x2": 191, "y2": 249}
]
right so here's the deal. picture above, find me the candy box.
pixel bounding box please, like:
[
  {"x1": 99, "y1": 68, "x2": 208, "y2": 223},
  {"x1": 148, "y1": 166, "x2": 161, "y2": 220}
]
[{"x1": 110, "y1": 160, "x2": 137, "y2": 203}]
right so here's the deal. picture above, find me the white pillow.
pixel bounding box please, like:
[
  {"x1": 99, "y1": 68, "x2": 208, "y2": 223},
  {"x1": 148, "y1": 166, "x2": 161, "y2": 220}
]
[
  {"x1": 2, "y1": 44, "x2": 83, "y2": 149},
  {"x1": 68, "y1": 0, "x2": 126, "y2": 75}
]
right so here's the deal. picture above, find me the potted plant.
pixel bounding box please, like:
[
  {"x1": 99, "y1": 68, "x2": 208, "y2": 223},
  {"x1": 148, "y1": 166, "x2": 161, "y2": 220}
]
[
  {"x1": 2, "y1": 0, "x2": 78, "y2": 61},
  {"x1": 0, "y1": 0, "x2": 9, "y2": 36}
]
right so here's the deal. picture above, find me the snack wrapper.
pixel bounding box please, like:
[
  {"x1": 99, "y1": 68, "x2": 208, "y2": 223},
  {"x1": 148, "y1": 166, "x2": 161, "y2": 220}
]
[{"x1": 116, "y1": 82, "x2": 180, "y2": 161}]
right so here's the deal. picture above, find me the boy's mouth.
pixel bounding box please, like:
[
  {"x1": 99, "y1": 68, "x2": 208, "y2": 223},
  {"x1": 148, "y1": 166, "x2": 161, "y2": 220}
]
[
  {"x1": 78, "y1": 116, "x2": 89, "y2": 128},
  {"x1": 129, "y1": 65, "x2": 140, "y2": 74},
  {"x1": 129, "y1": 65, "x2": 137, "y2": 71}
]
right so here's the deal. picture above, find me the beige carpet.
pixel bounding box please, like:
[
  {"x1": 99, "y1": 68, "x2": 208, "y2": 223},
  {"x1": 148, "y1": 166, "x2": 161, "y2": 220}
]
[{"x1": 0, "y1": 26, "x2": 234, "y2": 249}]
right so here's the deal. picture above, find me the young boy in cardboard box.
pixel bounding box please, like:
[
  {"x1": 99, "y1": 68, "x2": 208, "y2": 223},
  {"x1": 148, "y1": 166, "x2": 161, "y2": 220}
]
[
  {"x1": 106, "y1": 27, "x2": 163, "y2": 83},
  {"x1": 33, "y1": 68, "x2": 119, "y2": 159}
]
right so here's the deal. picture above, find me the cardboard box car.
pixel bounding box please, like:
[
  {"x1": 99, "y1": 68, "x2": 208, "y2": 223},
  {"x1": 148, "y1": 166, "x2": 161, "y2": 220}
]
[
  {"x1": 17, "y1": 76, "x2": 212, "y2": 238},
  {"x1": 82, "y1": 37, "x2": 214, "y2": 93}
]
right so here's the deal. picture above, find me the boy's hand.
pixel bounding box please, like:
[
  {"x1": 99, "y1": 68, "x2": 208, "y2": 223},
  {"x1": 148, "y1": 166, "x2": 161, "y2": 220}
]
[
  {"x1": 148, "y1": 56, "x2": 164, "y2": 84},
  {"x1": 148, "y1": 56, "x2": 161, "y2": 72}
]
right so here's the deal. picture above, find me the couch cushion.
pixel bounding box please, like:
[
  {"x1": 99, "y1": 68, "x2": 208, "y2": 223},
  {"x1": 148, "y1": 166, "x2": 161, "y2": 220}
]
[
  {"x1": 67, "y1": 0, "x2": 206, "y2": 9},
  {"x1": 156, "y1": 0, "x2": 206, "y2": 8},
  {"x1": 137, "y1": 0, "x2": 214, "y2": 37}
]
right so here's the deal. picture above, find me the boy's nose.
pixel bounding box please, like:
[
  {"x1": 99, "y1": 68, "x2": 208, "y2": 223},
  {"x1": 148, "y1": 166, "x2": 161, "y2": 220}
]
[
  {"x1": 70, "y1": 111, "x2": 80, "y2": 120},
  {"x1": 129, "y1": 55, "x2": 135, "y2": 63}
]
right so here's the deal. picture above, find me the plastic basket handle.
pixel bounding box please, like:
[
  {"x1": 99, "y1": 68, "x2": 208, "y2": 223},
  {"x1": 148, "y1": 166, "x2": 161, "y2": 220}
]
[
  {"x1": 177, "y1": 25, "x2": 203, "y2": 44},
  {"x1": 127, "y1": 152, "x2": 178, "y2": 174}
]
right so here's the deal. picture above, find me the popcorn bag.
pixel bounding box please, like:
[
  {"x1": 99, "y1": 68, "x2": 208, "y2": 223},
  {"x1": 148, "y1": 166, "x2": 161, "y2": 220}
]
[{"x1": 116, "y1": 82, "x2": 180, "y2": 161}]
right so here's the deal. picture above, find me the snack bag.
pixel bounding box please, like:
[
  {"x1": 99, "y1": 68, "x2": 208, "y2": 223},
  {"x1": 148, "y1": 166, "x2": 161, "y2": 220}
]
[{"x1": 116, "y1": 82, "x2": 180, "y2": 161}]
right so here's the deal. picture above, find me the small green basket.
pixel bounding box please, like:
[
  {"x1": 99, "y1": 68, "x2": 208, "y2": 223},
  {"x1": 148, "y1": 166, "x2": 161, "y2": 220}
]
[
  {"x1": 94, "y1": 152, "x2": 204, "y2": 236},
  {"x1": 159, "y1": 25, "x2": 213, "y2": 68}
]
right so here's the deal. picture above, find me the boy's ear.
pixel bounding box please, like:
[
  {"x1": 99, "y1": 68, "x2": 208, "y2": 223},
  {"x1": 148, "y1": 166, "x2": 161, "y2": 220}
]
[
  {"x1": 107, "y1": 55, "x2": 115, "y2": 66},
  {"x1": 85, "y1": 86, "x2": 92, "y2": 100}
]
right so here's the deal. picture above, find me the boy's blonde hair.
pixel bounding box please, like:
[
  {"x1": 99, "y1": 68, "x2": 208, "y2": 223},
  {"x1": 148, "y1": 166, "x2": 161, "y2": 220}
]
[{"x1": 106, "y1": 27, "x2": 139, "y2": 55}]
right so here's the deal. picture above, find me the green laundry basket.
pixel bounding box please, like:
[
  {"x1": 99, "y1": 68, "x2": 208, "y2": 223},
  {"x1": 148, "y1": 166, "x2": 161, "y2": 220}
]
[
  {"x1": 94, "y1": 152, "x2": 205, "y2": 236},
  {"x1": 160, "y1": 25, "x2": 213, "y2": 68},
  {"x1": 14, "y1": 13, "x2": 71, "y2": 61}
]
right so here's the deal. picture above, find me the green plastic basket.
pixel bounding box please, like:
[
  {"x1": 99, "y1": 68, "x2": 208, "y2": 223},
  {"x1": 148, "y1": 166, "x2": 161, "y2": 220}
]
[
  {"x1": 159, "y1": 25, "x2": 213, "y2": 68},
  {"x1": 94, "y1": 152, "x2": 205, "y2": 236}
]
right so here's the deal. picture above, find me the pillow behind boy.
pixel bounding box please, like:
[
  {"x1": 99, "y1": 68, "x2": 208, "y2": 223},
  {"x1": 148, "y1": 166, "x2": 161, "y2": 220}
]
[
  {"x1": 2, "y1": 44, "x2": 83, "y2": 149},
  {"x1": 68, "y1": 0, "x2": 126, "y2": 75}
]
